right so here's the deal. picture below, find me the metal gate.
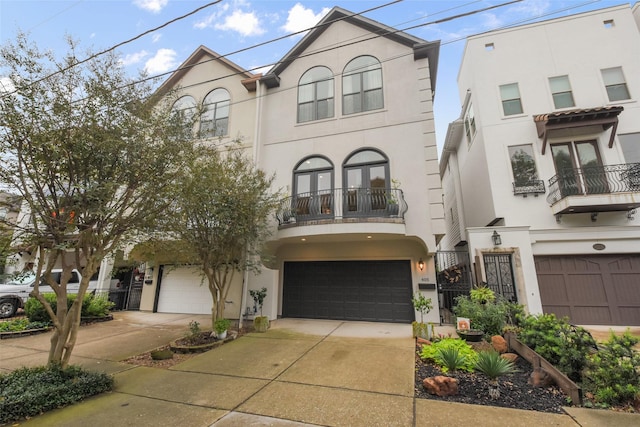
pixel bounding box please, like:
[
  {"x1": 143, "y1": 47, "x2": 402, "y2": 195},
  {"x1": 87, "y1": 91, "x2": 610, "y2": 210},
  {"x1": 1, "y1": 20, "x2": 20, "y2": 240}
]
[
  {"x1": 483, "y1": 253, "x2": 517, "y2": 302},
  {"x1": 436, "y1": 251, "x2": 473, "y2": 324}
]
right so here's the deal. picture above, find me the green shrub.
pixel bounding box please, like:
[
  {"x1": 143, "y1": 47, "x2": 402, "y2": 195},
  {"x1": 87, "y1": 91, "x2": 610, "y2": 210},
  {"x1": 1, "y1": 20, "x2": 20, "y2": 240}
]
[
  {"x1": 420, "y1": 338, "x2": 477, "y2": 373},
  {"x1": 453, "y1": 295, "x2": 521, "y2": 337},
  {"x1": 583, "y1": 331, "x2": 640, "y2": 407},
  {"x1": 0, "y1": 364, "x2": 113, "y2": 424},
  {"x1": 475, "y1": 350, "x2": 518, "y2": 381},
  {"x1": 518, "y1": 313, "x2": 595, "y2": 381},
  {"x1": 25, "y1": 293, "x2": 113, "y2": 322},
  {"x1": 0, "y1": 318, "x2": 50, "y2": 332}
]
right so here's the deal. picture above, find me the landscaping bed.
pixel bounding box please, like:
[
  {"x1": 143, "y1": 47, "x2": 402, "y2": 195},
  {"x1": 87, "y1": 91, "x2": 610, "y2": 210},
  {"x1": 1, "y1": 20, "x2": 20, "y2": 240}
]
[{"x1": 414, "y1": 349, "x2": 568, "y2": 413}]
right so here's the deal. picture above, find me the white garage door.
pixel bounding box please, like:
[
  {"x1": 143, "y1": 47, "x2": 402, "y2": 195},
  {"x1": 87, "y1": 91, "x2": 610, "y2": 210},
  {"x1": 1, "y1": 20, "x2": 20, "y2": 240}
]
[{"x1": 157, "y1": 266, "x2": 212, "y2": 314}]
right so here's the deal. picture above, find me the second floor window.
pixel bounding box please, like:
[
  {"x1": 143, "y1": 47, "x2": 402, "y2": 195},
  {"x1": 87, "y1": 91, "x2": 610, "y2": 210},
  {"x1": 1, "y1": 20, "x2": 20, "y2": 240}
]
[
  {"x1": 549, "y1": 75, "x2": 575, "y2": 109},
  {"x1": 601, "y1": 67, "x2": 630, "y2": 102},
  {"x1": 343, "y1": 56, "x2": 383, "y2": 115},
  {"x1": 499, "y1": 83, "x2": 523, "y2": 116},
  {"x1": 201, "y1": 88, "x2": 230, "y2": 137},
  {"x1": 508, "y1": 144, "x2": 538, "y2": 187}
]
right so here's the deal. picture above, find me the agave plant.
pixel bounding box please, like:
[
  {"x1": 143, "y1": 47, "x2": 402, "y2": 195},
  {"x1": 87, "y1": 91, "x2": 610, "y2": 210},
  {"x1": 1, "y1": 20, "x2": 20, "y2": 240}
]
[{"x1": 474, "y1": 350, "x2": 518, "y2": 399}]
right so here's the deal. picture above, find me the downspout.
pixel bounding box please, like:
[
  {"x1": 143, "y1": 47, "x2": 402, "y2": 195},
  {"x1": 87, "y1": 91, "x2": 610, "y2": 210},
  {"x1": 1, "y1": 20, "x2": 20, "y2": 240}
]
[{"x1": 239, "y1": 78, "x2": 263, "y2": 329}]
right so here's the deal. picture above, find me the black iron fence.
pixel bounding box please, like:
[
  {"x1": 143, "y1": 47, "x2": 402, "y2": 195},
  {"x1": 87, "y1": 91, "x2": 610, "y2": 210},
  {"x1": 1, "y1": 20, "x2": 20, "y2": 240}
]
[
  {"x1": 547, "y1": 162, "x2": 640, "y2": 205},
  {"x1": 276, "y1": 187, "x2": 408, "y2": 225},
  {"x1": 436, "y1": 251, "x2": 473, "y2": 324}
]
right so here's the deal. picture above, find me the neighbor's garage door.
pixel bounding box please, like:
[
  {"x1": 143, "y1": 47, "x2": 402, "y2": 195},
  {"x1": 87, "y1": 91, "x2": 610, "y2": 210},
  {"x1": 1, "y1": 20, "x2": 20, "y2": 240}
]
[
  {"x1": 157, "y1": 266, "x2": 210, "y2": 314},
  {"x1": 535, "y1": 254, "x2": 640, "y2": 325},
  {"x1": 283, "y1": 260, "x2": 414, "y2": 323}
]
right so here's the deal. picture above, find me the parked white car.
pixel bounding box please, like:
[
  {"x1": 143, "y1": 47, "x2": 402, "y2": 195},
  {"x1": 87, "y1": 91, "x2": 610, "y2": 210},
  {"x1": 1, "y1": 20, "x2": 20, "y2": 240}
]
[{"x1": 0, "y1": 269, "x2": 99, "y2": 318}]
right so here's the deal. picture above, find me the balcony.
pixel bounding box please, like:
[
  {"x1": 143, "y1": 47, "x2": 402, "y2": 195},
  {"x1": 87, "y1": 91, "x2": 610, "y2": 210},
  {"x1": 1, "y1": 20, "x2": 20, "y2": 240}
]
[
  {"x1": 513, "y1": 180, "x2": 546, "y2": 197},
  {"x1": 276, "y1": 188, "x2": 408, "y2": 227},
  {"x1": 546, "y1": 163, "x2": 640, "y2": 215}
]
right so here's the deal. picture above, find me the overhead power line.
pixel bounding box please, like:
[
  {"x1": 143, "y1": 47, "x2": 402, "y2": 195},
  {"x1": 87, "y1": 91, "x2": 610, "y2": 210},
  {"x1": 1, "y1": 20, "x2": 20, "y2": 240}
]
[{"x1": 3, "y1": 0, "x2": 223, "y2": 94}]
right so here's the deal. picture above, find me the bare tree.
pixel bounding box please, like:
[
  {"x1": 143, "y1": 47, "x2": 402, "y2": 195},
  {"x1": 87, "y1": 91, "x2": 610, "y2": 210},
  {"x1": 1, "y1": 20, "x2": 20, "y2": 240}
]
[{"x1": 0, "y1": 33, "x2": 195, "y2": 367}]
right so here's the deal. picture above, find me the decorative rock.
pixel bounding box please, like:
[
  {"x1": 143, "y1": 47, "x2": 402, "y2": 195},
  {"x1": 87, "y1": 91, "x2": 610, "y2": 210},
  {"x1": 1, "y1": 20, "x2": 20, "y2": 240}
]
[
  {"x1": 417, "y1": 337, "x2": 431, "y2": 346},
  {"x1": 501, "y1": 353, "x2": 518, "y2": 363},
  {"x1": 422, "y1": 376, "x2": 459, "y2": 397},
  {"x1": 491, "y1": 335, "x2": 508, "y2": 353},
  {"x1": 528, "y1": 367, "x2": 555, "y2": 387}
]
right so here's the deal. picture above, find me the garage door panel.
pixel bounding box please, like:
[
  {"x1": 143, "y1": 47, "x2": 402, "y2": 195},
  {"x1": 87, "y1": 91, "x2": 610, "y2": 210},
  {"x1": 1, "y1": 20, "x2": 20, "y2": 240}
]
[
  {"x1": 620, "y1": 308, "x2": 640, "y2": 324},
  {"x1": 283, "y1": 260, "x2": 413, "y2": 323},
  {"x1": 536, "y1": 255, "x2": 640, "y2": 326},
  {"x1": 571, "y1": 306, "x2": 612, "y2": 324},
  {"x1": 565, "y1": 275, "x2": 607, "y2": 303},
  {"x1": 538, "y1": 275, "x2": 569, "y2": 304},
  {"x1": 612, "y1": 275, "x2": 640, "y2": 303}
]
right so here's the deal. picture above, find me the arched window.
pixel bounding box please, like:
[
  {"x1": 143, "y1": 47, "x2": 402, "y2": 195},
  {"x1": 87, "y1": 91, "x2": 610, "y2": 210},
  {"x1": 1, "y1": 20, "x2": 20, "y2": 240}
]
[
  {"x1": 201, "y1": 88, "x2": 230, "y2": 137},
  {"x1": 293, "y1": 156, "x2": 334, "y2": 217},
  {"x1": 343, "y1": 149, "x2": 390, "y2": 215},
  {"x1": 342, "y1": 56, "x2": 383, "y2": 115},
  {"x1": 171, "y1": 95, "x2": 196, "y2": 118},
  {"x1": 298, "y1": 67, "x2": 334, "y2": 123}
]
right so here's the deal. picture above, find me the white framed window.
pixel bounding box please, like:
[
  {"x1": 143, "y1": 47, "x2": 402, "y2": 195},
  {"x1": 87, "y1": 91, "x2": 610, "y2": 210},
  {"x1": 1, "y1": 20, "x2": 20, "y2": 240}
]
[
  {"x1": 508, "y1": 144, "x2": 539, "y2": 187},
  {"x1": 464, "y1": 103, "x2": 476, "y2": 143},
  {"x1": 601, "y1": 67, "x2": 630, "y2": 101},
  {"x1": 342, "y1": 56, "x2": 383, "y2": 115},
  {"x1": 499, "y1": 83, "x2": 523, "y2": 116},
  {"x1": 549, "y1": 75, "x2": 575, "y2": 109},
  {"x1": 200, "y1": 88, "x2": 230, "y2": 137},
  {"x1": 298, "y1": 66, "x2": 334, "y2": 123}
]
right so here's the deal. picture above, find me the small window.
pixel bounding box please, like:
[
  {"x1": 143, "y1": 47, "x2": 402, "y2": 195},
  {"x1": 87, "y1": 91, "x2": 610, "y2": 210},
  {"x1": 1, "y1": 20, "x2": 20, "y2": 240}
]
[
  {"x1": 509, "y1": 144, "x2": 539, "y2": 187},
  {"x1": 601, "y1": 67, "x2": 630, "y2": 101},
  {"x1": 201, "y1": 88, "x2": 230, "y2": 137},
  {"x1": 0, "y1": 207, "x2": 7, "y2": 220},
  {"x1": 485, "y1": 43, "x2": 495, "y2": 51},
  {"x1": 343, "y1": 56, "x2": 383, "y2": 115},
  {"x1": 603, "y1": 19, "x2": 614, "y2": 28},
  {"x1": 298, "y1": 66, "x2": 334, "y2": 123},
  {"x1": 549, "y1": 75, "x2": 575, "y2": 109},
  {"x1": 464, "y1": 103, "x2": 476, "y2": 143},
  {"x1": 499, "y1": 83, "x2": 523, "y2": 116}
]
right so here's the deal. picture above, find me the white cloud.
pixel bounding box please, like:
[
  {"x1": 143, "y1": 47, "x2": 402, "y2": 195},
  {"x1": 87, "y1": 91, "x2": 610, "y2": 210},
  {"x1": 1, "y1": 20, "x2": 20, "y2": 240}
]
[
  {"x1": 481, "y1": 13, "x2": 503, "y2": 30},
  {"x1": 133, "y1": 0, "x2": 168, "y2": 14},
  {"x1": 152, "y1": 33, "x2": 162, "y2": 43},
  {"x1": 194, "y1": 4, "x2": 229, "y2": 29},
  {"x1": 215, "y1": 9, "x2": 265, "y2": 36},
  {"x1": 144, "y1": 48, "x2": 178, "y2": 74},
  {"x1": 281, "y1": 3, "x2": 330, "y2": 34},
  {"x1": 120, "y1": 50, "x2": 149, "y2": 67}
]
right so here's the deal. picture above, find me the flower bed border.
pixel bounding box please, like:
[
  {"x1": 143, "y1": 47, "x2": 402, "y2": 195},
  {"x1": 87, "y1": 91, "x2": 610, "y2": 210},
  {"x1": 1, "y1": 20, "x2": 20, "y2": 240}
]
[
  {"x1": 504, "y1": 331, "x2": 582, "y2": 405},
  {"x1": 170, "y1": 330, "x2": 238, "y2": 353},
  {"x1": 0, "y1": 327, "x2": 51, "y2": 339}
]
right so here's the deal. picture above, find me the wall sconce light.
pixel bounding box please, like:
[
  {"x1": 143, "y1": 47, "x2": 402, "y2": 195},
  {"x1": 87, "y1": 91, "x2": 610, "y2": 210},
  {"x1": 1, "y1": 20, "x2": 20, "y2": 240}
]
[
  {"x1": 418, "y1": 258, "x2": 425, "y2": 271},
  {"x1": 492, "y1": 230, "x2": 502, "y2": 246}
]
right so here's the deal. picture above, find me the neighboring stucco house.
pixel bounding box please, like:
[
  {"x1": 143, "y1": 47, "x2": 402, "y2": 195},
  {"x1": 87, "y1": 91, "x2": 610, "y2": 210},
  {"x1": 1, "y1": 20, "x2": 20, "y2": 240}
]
[
  {"x1": 141, "y1": 7, "x2": 445, "y2": 324},
  {"x1": 439, "y1": 3, "x2": 640, "y2": 326}
]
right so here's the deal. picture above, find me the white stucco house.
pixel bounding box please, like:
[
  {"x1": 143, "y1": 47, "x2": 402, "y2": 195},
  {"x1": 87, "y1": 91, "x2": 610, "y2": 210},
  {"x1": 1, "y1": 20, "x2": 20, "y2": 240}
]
[
  {"x1": 139, "y1": 7, "x2": 445, "y2": 324},
  {"x1": 439, "y1": 3, "x2": 640, "y2": 326}
]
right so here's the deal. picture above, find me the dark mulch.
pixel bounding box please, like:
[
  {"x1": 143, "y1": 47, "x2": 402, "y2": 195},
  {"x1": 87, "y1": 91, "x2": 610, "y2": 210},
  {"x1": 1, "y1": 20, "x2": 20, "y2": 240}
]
[{"x1": 415, "y1": 350, "x2": 568, "y2": 413}]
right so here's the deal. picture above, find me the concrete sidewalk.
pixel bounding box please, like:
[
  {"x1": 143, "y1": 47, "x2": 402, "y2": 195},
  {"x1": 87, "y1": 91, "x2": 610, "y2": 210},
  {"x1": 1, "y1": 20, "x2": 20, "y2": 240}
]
[{"x1": 1, "y1": 313, "x2": 638, "y2": 426}]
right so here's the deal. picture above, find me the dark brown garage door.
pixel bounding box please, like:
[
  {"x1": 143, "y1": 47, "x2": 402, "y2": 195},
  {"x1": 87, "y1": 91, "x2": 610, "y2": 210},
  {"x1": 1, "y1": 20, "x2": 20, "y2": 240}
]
[
  {"x1": 535, "y1": 254, "x2": 640, "y2": 325},
  {"x1": 283, "y1": 260, "x2": 414, "y2": 323}
]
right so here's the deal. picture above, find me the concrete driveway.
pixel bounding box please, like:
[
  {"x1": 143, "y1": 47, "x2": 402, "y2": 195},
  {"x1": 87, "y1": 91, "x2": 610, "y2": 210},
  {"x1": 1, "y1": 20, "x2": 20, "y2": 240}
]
[{"x1": 2, "y1": 312, "x2": 638, "y2": 426}]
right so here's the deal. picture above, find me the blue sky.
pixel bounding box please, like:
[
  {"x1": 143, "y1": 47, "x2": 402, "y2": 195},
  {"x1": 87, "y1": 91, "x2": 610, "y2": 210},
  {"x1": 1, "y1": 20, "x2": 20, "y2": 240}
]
[{"x1": 0, "y1": 0, "x2": 632, "y2": 154}]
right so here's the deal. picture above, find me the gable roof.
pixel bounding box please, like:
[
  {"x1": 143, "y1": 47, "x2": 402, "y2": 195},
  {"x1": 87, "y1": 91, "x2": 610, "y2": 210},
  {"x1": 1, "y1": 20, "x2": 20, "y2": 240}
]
[
  {"x1": 156, "y1": 45, "x2": 257, "y2": 96},
  {"x1": 260, "y1": 7, "x2": 440, "y2": 96}
]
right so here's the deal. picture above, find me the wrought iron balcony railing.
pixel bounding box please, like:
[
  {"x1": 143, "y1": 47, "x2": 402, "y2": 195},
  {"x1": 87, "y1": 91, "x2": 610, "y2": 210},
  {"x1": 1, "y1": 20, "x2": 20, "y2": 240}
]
[
  {"x1": 513, "y1": 180, "x2": 546, "y2": 197},
  {"x1": 276, "y1": 187, "x2": 408, "y2": 226},
  {"x1": 546, "y1": 163, "x2": 640, "y2": 205}
]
